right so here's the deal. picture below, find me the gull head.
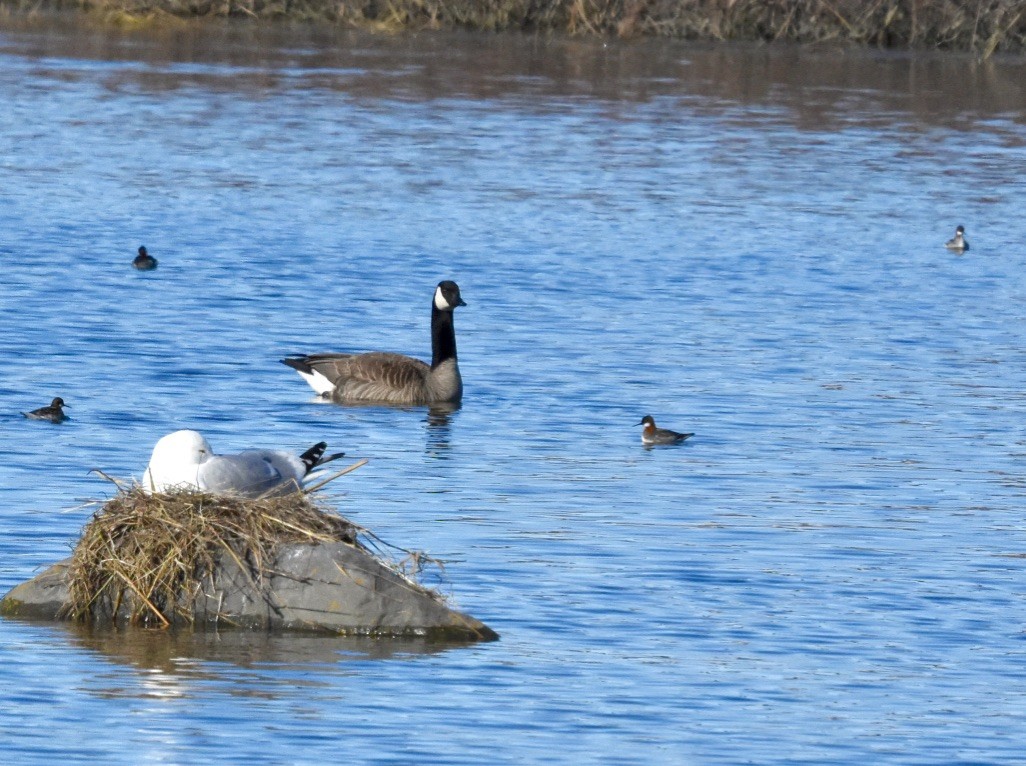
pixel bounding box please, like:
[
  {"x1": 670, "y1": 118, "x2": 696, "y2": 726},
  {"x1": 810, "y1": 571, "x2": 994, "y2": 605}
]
[
  {"x1": 144, "y1": 429, "x2": 214, "y2": 493},
  {"x1": 151, "y1": 430, "x2": 213, "y2": 467}
]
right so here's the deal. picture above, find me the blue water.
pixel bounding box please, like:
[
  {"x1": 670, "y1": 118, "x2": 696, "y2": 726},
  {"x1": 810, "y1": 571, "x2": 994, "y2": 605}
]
[{"x1": 3, "y1": 19, "x2": 1026, "y2": 763}]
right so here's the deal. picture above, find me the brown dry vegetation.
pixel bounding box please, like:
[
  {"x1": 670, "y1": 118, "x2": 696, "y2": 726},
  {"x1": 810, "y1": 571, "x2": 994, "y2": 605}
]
[
  {"x1": 4, "y1": 0, "x2": 1026, "y2": 55},
  {"x1": 66, "y1": 488, "x2": 363, "y2": 628}
]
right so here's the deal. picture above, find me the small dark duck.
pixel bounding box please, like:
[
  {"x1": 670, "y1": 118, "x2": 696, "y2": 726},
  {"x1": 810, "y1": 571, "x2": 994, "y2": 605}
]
[
  {"x1": 637, "y1": 415, "x2": 693, "y2": 446},
  {"x1": 23, "y1": 397, "x2": 69, "y2": 423},
  {"x1": 133, "y1": 245, "x2": 158, "y2": 270},
  {"x1": 945, "y1": 225, "x2": 968, "y2": 253}
]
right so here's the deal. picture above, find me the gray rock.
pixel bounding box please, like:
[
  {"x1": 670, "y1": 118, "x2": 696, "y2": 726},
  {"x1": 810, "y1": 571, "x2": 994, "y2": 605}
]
[{"x1": 1, "y1": 542, "x2": 497, "y2": 641}]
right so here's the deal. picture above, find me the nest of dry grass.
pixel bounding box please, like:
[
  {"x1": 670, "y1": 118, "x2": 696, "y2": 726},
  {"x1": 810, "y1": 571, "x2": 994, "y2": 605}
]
[{"x1": 65, "y1": 487, "x2": 364, "y2": 628}]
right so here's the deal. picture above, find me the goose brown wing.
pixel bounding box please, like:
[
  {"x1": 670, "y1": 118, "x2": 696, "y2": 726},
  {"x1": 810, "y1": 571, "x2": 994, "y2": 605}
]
[
  {"x1": 309, "y1": 350, "x2": 428, "y2": 385},
  {"x1": 340, "y1": 353, "x2": 432, "y2": 403},
  {"x1": 292, "y1": 353, "x2": 359, "y2": 385},
  {"x1": 343, "y1": 352, "x2": 430, "y2": 387}
]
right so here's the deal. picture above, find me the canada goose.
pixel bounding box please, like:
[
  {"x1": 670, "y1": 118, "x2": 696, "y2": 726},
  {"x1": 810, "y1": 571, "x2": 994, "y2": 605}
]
[
  {"x1": 133, "y1": 246, "x2": 158, "y2": 270},
  {"x1": 282, "y1": 280, "x2": 467, "y2": 405},
  {"x1": 637, "y1": 415, "x2": 693, "y2": 446},
  {"x1": 23, "y1": 397, "x2": 69, "y2": 423},
  {"x1": 945, "y1": 225, "x2": 969, "y2": 252},
  {"x1": 142, "y1": 429, "x2": 345, "y2": 497}
]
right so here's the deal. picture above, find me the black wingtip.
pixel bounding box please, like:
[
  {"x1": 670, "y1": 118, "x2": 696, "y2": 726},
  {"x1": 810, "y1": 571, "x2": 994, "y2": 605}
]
[
  {"x1": 300, "y1": 441, "x2": 327, "y2": 470},
  {"x1": 281, "y1": 356, "x2": 313, "y2": 374},
  {"x1": 320, "y1": 451, "x2": 346, "y2": 466},
  {"x1": 300, "y1": 442, "x2": 346, "y2": 472}
]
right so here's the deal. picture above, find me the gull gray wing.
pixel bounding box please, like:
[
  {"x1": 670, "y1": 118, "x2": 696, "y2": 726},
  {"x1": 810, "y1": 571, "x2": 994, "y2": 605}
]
[{"x1": 198, "y1": 452, "x2": 296, "y2": 497}]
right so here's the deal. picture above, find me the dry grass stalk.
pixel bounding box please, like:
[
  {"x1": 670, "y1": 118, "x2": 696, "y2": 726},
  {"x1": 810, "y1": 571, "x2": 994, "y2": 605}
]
[
  {"x1": 13, "y1": 0, "x2": 1015, "y2": 56},
  {"x1": 65, "y1": 486, "x2": 363, "y2": 628}
]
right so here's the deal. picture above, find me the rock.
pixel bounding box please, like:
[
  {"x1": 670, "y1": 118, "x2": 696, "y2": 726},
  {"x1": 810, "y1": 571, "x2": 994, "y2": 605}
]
[
  {"x1": 1, "y1": 542, "x2": 497, "y2": 641},
  {"x1": 1, "y1": 559, "x2": 70, "y2": 619}
]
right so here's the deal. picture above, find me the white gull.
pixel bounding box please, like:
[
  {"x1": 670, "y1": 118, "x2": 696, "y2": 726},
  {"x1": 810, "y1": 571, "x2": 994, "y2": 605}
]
[{"x1": 142, "y1": 429, "x2": 345, "y2": 497}]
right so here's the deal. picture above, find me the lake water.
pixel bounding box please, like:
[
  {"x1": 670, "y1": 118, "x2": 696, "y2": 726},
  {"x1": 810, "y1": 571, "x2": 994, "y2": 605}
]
[{"x1": 2, "y1": 15, "x2": 1026, "y2": 764}]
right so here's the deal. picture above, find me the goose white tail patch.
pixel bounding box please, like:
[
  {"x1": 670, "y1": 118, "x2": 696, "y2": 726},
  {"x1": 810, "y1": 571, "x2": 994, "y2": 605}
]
[{"x1": 297, "y1": 368, "x2": 336, "y2": 396}]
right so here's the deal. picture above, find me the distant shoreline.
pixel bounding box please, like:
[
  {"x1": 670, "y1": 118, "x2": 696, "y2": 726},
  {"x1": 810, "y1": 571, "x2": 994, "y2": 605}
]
[{"x1": 4, "y1": 0, "x2": 1026, "y2": 58}]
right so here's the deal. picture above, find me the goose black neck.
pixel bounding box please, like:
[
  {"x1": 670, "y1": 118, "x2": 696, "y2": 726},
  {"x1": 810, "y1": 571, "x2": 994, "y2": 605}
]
[{"x1": 430, "y1": 303, "x2": 458, "y2": 369}]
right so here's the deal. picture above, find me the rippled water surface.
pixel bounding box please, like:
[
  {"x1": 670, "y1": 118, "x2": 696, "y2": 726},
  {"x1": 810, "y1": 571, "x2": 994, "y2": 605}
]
[{"x1": 3, "y1": 16, "x2": 1026, "y2": 764}]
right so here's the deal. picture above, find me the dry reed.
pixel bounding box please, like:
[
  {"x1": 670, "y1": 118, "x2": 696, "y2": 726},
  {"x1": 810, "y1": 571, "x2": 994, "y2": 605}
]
[
  {"x1": 4, "y1": 0, "x2": 1026, "y2": 55},
  {"x1": 65, "y1": 487, "x2": 363, "y2": 628}
]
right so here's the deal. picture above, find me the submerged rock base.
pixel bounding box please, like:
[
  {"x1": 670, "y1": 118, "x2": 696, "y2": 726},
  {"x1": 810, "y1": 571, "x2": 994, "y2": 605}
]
[{"x1": 2, "y1": 541, "x2": 497, "y2": 640}]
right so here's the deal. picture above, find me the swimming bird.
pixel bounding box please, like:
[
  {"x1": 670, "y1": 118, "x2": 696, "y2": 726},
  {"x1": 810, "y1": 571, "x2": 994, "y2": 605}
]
[
  {"x1": 637, "y1": 415, "x2": 693, "y2": 446},
  {"x1": 142, "y1": 429, "x2": 345, "y2": 497},
  {"x1": 282, "y1": 280, "x2": 467, "y2": 406},
  {"x1": 23, "y1": 397, "x2": 69, "y2": 423},
  {"x1": 133, "y1": 245, "x2": 158, "y2": 270},
  {"x1": 945, "y1": 225, "x2": 969, "y2": 252}
]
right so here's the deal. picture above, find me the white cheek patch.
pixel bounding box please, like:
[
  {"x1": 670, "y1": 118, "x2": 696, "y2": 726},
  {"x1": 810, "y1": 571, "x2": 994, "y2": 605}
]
[{"x1": 434, "y1": 286, "x2": 448, "y2": 310}]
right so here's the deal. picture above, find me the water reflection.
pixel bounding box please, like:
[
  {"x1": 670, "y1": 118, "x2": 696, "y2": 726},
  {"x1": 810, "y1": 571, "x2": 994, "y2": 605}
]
[
  {"x1": 424, "y1": 403, "x2": 458, "y2": 456},
  {"x1": 54, "y1": 621, "x2": 466, "y2": 672},
  {"x1": 298, "y1": 398, "x2": 459, "y2": 455},
  {"x1": 3, "y1": 13, "x2": 1026, "y2": 128}
]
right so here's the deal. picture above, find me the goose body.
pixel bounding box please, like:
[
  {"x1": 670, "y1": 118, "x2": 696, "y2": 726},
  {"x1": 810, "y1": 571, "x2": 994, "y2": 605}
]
[
  {"x1": 23, "y1": 397, "x2": 68, "y2": 423},
  {"x1": 638, "y1": 415, "x2": 693, "y2": 446},
  {"x1": 283, "y1": 280, "x2": 466, "y2": 406},
  {"x1": 142, "y1": 429, "x2": 345, "y2": 497},
  {"x1": 133, "y1": 245, "x2": 158, "y2": 270},
  {"x1": 945, "y1": 226, "x2": 968, "y2": 252}
]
